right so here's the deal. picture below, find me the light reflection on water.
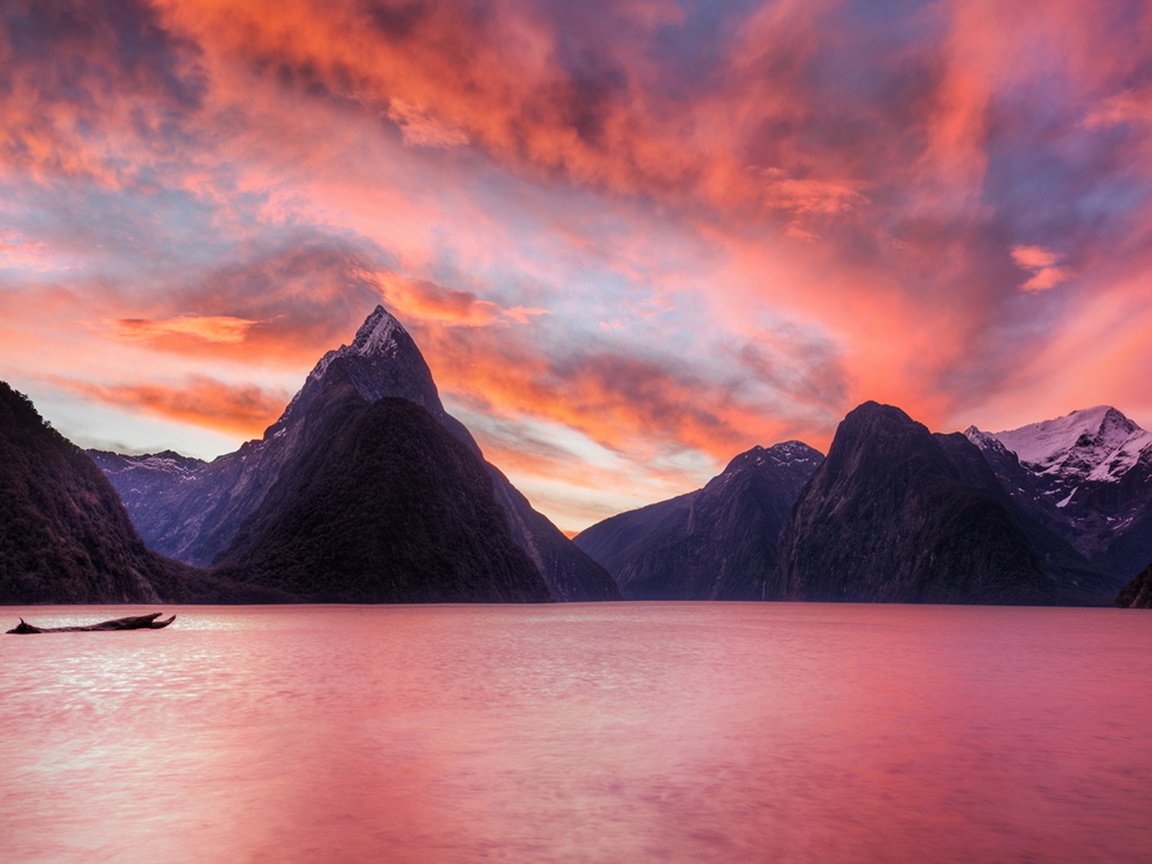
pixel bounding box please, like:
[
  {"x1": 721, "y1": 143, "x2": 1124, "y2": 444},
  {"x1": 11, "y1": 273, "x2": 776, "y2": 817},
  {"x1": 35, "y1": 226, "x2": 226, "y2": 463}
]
[{"x1": 2, "y1": 603, "x2": 1150, "y2": 863}]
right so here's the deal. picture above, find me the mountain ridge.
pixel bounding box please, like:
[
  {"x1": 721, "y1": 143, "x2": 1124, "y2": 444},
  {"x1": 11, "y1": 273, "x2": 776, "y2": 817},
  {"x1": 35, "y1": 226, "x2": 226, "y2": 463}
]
[{"x1": 575, "y1": 440, "x2": 823, "y2": 599}]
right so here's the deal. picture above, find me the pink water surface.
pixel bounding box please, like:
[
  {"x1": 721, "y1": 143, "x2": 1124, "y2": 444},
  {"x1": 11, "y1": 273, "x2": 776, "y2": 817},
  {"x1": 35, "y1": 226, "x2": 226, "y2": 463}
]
[{"x1": 2, "y1": 602, "x2": 1150, "y2": 862}]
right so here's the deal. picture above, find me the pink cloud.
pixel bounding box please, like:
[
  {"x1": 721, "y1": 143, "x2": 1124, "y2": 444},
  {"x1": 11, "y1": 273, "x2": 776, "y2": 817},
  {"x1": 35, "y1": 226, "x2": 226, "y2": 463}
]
[
  {"x1": 1012, "y1": 245, "x2": 1072, "y2": 293},
  {"x1": 385, "y1": 99, "x2": 470, "y2": 149}
]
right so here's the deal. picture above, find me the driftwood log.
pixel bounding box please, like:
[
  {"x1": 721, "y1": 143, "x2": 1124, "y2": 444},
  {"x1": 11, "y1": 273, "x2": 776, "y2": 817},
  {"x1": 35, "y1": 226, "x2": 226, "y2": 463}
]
[{"x1": 6, "y1": 612, "x2": 176, "y2": 634}]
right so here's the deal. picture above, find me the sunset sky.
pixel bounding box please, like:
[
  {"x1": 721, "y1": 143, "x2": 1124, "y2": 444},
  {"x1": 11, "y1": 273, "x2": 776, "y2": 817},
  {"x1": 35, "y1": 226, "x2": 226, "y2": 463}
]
[{"x1": 4, "y1": 0, "x2": 1152, "y2": 532}]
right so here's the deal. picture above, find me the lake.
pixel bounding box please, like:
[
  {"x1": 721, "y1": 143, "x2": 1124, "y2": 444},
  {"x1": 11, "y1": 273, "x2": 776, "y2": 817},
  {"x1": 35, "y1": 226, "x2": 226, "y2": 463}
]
[{"x1": 2, "y1": 603, "x2": 1150, "y2": 862}]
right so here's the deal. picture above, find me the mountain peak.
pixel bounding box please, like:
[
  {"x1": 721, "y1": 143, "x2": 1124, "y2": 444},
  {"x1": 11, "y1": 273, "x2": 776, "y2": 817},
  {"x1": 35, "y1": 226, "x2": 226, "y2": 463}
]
[
  {"x1": 269, "y1": 305, "x2": 443, "y2": 438},
  {"x1": 834, "y1": 402, "x2": 927, "y2": 446},
  {"x1": 843, "y1": 400, "x2": 915, "y2": 426},
  {"x1": 721, "y1": 440, "x2": 823, "y2": 476},
  {"x1": 348, "y1": 304, "x2": 406, "y2": 358},
  {"x1": 992, "y1": 406, "x2": 1147, "y2": 468}
]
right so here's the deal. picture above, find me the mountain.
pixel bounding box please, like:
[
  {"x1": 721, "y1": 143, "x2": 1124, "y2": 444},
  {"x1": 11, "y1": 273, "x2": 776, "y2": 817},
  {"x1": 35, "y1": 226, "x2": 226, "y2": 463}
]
[
  {"x1": 969, "y1": 406, "x2": 1152, "y2": 582},
  {"x1": 775, "y1": 402, "x2": 1061, "y2": 605},
  {"x1": 0, "y1": 382, "x2": 202, "y2": 603},
  {"x1": 932, "y1": 432, "x2": 1111, "y2": 601},
  {"x1": 213, "y1": 379, "x2": 550, "y2": 602},
  {"x1": 575, "y1": 441, "x2": 823, "y2": 599},
  {"x1": 93, "y1": 306, "x2": 619, "y2": 601},
  {"x1": 1117, "y1": 563, "x2": 1152, "y2": 608}
]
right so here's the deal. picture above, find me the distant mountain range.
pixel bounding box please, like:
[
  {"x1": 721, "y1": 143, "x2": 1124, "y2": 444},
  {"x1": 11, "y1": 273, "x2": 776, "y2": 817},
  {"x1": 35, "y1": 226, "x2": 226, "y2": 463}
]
[
  {"x1": 575, "y1": 441, "x2": 823, "y2": 600},
  {"x1": 580, "y1": 401, "x2": 1152, "y2": 606},
  {"x1": 3, "y1": 305, "x2": 1150, "y2": 607}
]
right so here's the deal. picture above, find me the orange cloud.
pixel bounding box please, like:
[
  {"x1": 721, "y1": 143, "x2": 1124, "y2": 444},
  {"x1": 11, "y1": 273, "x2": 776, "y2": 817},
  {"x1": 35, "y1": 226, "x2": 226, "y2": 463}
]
[
  {"x1": 385, "y1": 99, "x2": 470, "y2": 149},
  {"x1": 113, "y1": 315, "x2": 261, "y2": 344},
  {"x1": 373, "y1": 273, "x2": 552, "y2": 329},
  {"x1": 413, "y1": 322, "x2": 825, "y2": 463},
  {"x1": 375, "y1": 275, "x2": 501, "y2": 327},
  {"x1": 53, "y1": 375, "x2": 290, "y2": 438}
]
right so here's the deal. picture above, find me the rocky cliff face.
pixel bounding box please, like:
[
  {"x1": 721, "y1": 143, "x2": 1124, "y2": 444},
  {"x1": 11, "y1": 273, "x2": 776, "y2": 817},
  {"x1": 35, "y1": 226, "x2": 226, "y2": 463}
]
[
  {"x1": 0, "y1": 382, "x2": 200, "y2": 603},
  {"x1": 1116, "y1": 563, "x2": 1152, "y2": 608},
  {"x1": 932, "y1": 432, "x2": 1112, "y2": 602},
  {"x1": 92, "y1": 306, "x2": 619, "y2": 601},
  {"x1": 775, "y1": 402, "x2": 1058, "y2": 605},
  {"x1": 213, "y1": 379, "x2": 551, "y2": 603},
  {"x1": 576, "y1": 442, "x2": 823, "y2": 599}
]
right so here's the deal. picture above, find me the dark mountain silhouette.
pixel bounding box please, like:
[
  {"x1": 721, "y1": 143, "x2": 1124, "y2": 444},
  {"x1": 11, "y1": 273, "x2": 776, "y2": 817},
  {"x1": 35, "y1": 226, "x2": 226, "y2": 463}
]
[
  {"x1": 576, "y1": 442, "x2": 823, "y2": 599},
  {"x1": 213, "y1": 377, "x2": 550, "y2": 603},
  {"x1": 775, "y1": 402, "x2": 1061, "y2": 605},
  {"x1": 0, "y1": 382, "x2": 208, "y2": 603},
  {"x1": 932, "y1": 432, "x2": 1114, "y2": 602}
]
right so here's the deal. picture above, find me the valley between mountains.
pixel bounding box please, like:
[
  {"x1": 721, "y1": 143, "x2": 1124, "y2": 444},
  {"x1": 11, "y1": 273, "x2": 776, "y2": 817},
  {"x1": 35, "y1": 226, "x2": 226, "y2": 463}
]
[{"x1": 3, "y1": 306, "x2": 1150, "y2": 607}]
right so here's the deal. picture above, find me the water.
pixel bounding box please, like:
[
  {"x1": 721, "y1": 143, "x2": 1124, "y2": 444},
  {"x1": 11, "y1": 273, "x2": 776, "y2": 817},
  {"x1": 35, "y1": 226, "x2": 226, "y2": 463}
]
[{"x1": 2, "y1": 603, "x2": 1149, "y2": 863}]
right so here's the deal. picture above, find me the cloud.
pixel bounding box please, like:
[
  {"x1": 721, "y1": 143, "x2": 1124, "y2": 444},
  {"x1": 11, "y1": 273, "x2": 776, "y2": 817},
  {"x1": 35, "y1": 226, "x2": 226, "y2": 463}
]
[
  {"x1": 373, "y1": 273, "x2": 552, "y2": 328},
  {"x1": 108, "y1": 239, "x2": 393, "y2": 364},
  {"x1": 53, "y1": 375, "x2": 290, "y2": 437},
  {"x1": 503, "y1": 306, "x2": 552, "y2": 324},
  {"x1": 375, "y1": 275, "x2": 501, "y2": 327},
  {"x1": 0, "y1": 0, "x2": 208, "y2": 184},
  {"x1": 385, "y1": 99, "x2": 469, "y2": 148},
  {"x1": 411, "y1": 321, "x2": 827, "y2": 464},
  {"x1": 1011, "y1": 244, "x2": 1072, "y2": 293},
  {"x1": 751, "y1": 168, "x2": 869, "y2": 216},
  {"x1": 1084, "y1": 83, "x2": 1152, "y2": 129},
  {"x1": 112, "y1": 315, "x2": 261, "y2": 344}
]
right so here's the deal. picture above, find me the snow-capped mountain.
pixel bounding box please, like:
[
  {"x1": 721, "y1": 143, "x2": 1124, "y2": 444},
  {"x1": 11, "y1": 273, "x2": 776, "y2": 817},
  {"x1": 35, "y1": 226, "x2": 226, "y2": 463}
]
[
  {"x1": 968, "y1": 406, "x2": 1152, "y2": 581},
  {"x1": 92, "y1": 306, "x2": 619, "y2": 601},
  {"x1": 575, "y1": 440, "x2": 824, "y2": 599},
  {"x1": 991, "y1": 406, "x2": 1152, "y2": 492}
]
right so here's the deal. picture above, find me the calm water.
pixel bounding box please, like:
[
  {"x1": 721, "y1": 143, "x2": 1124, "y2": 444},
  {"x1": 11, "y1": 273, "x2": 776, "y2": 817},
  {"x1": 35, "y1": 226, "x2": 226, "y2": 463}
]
[{"x1": 2, "y1": 603, "x2": 1150, "y2": 863}]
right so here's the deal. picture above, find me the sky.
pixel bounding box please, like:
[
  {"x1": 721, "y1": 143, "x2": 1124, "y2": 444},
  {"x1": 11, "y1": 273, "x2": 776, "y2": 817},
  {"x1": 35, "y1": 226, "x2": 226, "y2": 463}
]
[{"x1": 3, "y1": 0, "x2": 1152, "y2": 534}]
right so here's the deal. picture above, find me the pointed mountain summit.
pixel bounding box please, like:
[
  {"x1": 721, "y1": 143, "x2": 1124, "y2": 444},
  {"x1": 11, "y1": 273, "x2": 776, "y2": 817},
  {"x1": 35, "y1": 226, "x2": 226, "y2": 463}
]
[
  {"x1": 775, "y1": 401, "x2": 1058, "y2": 604},
  {"x1": 274, "y1": 306, "x2": 447, "y2": 432},
  {"x1": 576, "y1": 440, "x2": 823, "y2": 599},
  {"x1": 94, "y1": 306, "x2": 618, "y2": 601}
]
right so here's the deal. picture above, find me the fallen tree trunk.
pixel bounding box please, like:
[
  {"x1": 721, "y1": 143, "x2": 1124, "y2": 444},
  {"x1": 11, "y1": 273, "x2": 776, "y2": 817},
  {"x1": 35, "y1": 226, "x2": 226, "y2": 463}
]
[{"x1": 6, "y1": 612, "x2": 176, "y2": 634}]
